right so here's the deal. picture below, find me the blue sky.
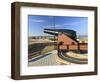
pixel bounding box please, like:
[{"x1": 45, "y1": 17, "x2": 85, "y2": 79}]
[{"x1": 28, "y1": 15, "x2": 88, "y2": 36}]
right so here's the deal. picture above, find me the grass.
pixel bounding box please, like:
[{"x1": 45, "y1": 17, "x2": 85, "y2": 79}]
[
  {"x1": 41, "y1": 46, "x2": 56, "y2": 54},
  {"x1": 29, "y1": 45, "x2": 57, "y2": 59}
]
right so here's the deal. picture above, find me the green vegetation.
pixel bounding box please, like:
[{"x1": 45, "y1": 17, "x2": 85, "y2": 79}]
[
  {"x1": 29, "y1": 45, "x2": 57, "y2": 59},
  {"x1": 49, "y1": 38, "x2": 57, "y2": 41},
  {"x1": 29, "y1": 53, "x2": 41, "y2": 59},
  {"x1": 41, "y1": 46, "x2": 55, "y2": 54},
  {"x1": 77, "y1": 36, "x2": 88, "y2": 42}
]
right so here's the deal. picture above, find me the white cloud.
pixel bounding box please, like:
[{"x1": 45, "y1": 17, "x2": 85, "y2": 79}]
[
  {"x1": 44, "y1": 24, "x2": 61, "y2": 28},
  {"x1": 44, "y1": 25, "x2": 54, "y2": 28},
  {"x1": 55, "y1": 24, "x2": 61, "y2": 27},
  {"x1": 44, "y1": 20, "x2": 87, "y2": 29},
  {"x1": 31, "y1": 19, "x2": 45, "y2": 22},
  {"x1": 63, "y1": 20, "x2": 86, "y2": 26}
]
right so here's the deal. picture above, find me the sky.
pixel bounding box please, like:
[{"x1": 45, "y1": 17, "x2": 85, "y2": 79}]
[{"x1": 28, "y1": 15, "x2": 88, "y2": 36}]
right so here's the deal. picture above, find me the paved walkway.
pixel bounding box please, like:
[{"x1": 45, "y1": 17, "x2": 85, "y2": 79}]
[
  {"x1": 28, "y1": 50, "x2": 88, "y2": 66},
  {"x1": 28, "y1": 50, "x2": 60, "y2": 66}
]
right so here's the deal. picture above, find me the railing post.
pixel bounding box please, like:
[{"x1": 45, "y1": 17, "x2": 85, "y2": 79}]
[
  {"x1": 67, "y1": 44, "x2": 69, "y2": 51},
  {"x1": 77, "y1": 42, "x2": 80, "y2": 53}
]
